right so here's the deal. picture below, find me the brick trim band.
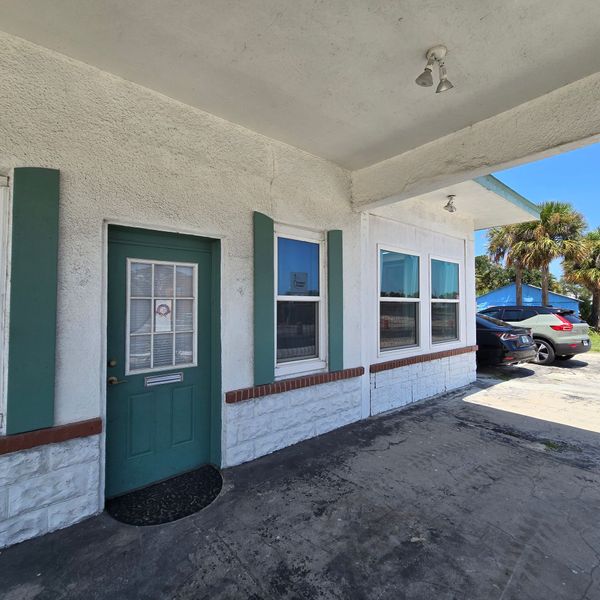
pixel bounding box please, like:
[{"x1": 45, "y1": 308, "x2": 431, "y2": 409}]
[
  {"x1": 225, "y1": 366, "x2": 365, "y2": 404},
  {"x1": 0, "y1": 417, "x2": 103, "y2": 456},
  {"x1": 370, "y1": 345, "x2": 478, "y2": 374}
]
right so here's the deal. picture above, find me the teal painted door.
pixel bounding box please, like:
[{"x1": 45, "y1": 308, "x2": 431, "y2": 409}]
[{"x1": 106, "y1": 226, "x2": 215, "y2": 498}]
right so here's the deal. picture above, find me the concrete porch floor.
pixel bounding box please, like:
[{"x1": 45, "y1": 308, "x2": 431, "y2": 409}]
[{"x1": 2, "y1": 356, "x2": 600, "y2": 600}]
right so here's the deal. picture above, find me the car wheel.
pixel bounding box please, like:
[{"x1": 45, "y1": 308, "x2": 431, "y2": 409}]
[
  {"x1": 556, "y1": 354, "x2": 575, "y2": 361},
  {"x1": 533, "y1": 339, "x2": 555, "y2": 365}
]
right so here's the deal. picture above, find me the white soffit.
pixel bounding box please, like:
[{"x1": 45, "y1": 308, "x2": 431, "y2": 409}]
[
  {"x1": 374, "y1": 176, "x2": 539, "y2": 230},
  {"x1": 1, "y1": 1, "x2": 600, "y2": 169}
]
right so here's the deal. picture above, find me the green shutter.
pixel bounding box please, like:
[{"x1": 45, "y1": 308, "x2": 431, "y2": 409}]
[
  {"x1": 6, "y1": 168, "x2": 60, "y2": 434},
  {"x1": 253, "y1": 212, "x2": 275, "y2": 385},
  {"x1": 327, "y1": 230, "x2": 344, "y2": 372}
]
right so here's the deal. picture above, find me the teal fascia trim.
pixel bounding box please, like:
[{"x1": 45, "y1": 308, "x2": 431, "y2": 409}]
[{"x1": 474, "y1": 174, "x2": 540, "y2": 222}]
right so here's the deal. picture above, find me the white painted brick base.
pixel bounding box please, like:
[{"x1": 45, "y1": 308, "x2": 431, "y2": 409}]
[
  {"x1": 370, "y1": 352, "x2": 477, "y2": 415},
  {"x1": 224, "y1": 378, "x2": 363, "y2": 467},
  {"x1": 0, "y1": 435, "x2": 101, "y2": 548}
]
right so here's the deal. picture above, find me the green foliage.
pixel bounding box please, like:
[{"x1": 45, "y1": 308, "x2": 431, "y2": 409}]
[
  {"x1": 475, "y1": 255, "x2": 561, "y2": 296},
  {"x1": 563, "y1": 228, "x2": 600, "y2": 327},
  {"x1": 486, "y1": 202, "x2": 586, "y2": 306}
]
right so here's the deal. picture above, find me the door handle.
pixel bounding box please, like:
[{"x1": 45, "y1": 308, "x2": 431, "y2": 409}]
[{"x1": 107, "y1": 376, "x2": 127, "y2": 386}]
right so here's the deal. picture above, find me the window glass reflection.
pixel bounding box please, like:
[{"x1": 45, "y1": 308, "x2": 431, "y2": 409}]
[
  {"x1": 380, "y1": 251, "x2": 419, "y2": 298},
  {"x1": 278, "y1": 238, "x2": 319, "y2": 296}
]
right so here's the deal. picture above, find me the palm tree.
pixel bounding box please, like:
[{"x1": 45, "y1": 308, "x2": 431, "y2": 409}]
[
  {"x1": 564, "y1": 228, "x2": 600, "y2": 328},
  {"x1": 487, "y1": 225, "x2": 527, "y2": 304},
  {"x1": 512, "y1": 202, "x2": 586, "y2": 306}
]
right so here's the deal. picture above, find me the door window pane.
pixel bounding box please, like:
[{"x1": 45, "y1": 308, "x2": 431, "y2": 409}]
[
  {"x1": 129, "y1": 335, "x2": 151, "y2": 370},
  {"x1": 130, "y1": 262, "x2": 152, "y2": 297},
  {"x1": 153, "y1": 334, "x2": 174, "y2": 367},
  {"x1": 176, "y1": 266, "x2": 194, "y2": 297},
  {"x1": 432, "y1": 303, "x2": 458, "y2": 342},
  {"x1": 175, "y1": 333, "x2": 194, "y2": 365},
  {"x1": 277, "y1": 238, "x2": 319, "y2": 296},
  {"x1": 154, "y1": 264, "x2": 174, "y2": 297},
  {"x1": 380, "y1": 302, "x2": 418, "y2": 350},
  {"x1": 154, "y1": 299, "x2": 173, "y2": 333},
  {"x1": 277, "y1": 301, "x2": 318, "y2": 362},
  {"x1": 380, "y1": 251, "x2": 419, "y2": 298},
  {"x1": 175, "y1": 299, "x2": 194, "y2": 331},
  {"x1": 127, "y1": 260, "x2": 197, "y2": 373},
  {"x1": 431, "y1": 260, "x2": 459, "y2": 299},
  {"x1": 130, "y1": 299, "x2": 152, "y2": 334}
]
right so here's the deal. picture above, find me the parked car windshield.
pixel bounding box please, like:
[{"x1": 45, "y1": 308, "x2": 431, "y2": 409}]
[
  {"x1": 477, "y1": 314, "x2": 509, "y2": 327},
  {"x1": 554, "y1": 310, "x2": 586, "y2": 324}
]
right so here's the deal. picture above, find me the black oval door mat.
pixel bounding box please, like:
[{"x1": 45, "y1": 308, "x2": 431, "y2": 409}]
[{"x1": 106, "y1": 465, "x2": 223, "y2": 526}]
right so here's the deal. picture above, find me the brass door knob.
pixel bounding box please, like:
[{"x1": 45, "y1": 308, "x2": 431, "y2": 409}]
[{"x1": 107, "y1": 376, "x2": 127, "y2": 386}]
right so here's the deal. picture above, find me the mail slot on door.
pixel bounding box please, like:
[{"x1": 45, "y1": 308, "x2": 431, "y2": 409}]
[{"x1": 144, "y1": 372, "x2": 184, "y2": 387}]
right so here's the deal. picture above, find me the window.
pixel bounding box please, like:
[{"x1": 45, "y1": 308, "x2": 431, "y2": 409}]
[
  {"x1": 275, "y1": 231, "x2": 325, "y2": 374},
  {"x1": 379, "y1": 249, "x2": 420, "y2": 351},
  {"x1": 502, "y1": 309, "x2": 523, "y2": 322},
  {"x1": 126, "y1": 259, "x2": 197, "y2": 374},
  {"x1": 431, "y1": 259, "x2": 459, "y2": 343},
  {"x1": 482, "y1": 308, "x2": 503, "y2": 319}
]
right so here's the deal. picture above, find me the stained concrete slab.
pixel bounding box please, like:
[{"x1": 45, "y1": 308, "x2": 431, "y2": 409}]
[{"x1": 2, "y1": 355, "x2": 600, "y2": 599}]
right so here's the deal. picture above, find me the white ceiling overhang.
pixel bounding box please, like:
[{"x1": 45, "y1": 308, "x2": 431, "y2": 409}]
[
  {"x1": 1, "y1": 1, "x2": 600, "y2": 169},
  {"x1": 375, "y1": 176, "x2": 540, "y2": 230}
]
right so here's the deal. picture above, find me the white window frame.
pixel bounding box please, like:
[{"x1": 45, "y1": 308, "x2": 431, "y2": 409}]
[
  {"x1": 125, "y1": 258, "x2": 198, "y2": 375},
  {"x1": 430, "y1": 255, "x2": 462, "y2": 345},
  {"x1": 377, "y1": 244, "x2": 422, "y2": 355},
  {"x1": 274, "y1": 224, "x2": 327, "y2": 379},
  {"x1": 0, "y1": 177, "x2": 10, "y2": 435}
]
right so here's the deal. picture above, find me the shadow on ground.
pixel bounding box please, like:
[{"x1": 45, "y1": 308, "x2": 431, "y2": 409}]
[{"x1": 2, "y1": 357, "x2": 600, "y2": 600}]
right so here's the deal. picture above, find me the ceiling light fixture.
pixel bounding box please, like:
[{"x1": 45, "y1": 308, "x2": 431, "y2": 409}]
[
  {"x1": 444, "y1": 195, "x2": 457, "y2": 213},
  {"x1": 415, "y1": 45, "x2": 454, "y2": 93}
]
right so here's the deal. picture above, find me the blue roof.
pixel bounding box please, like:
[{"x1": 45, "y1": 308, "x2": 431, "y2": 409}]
[{"x1": 477, "y1": 282, "x2": 582, "y2": 303}]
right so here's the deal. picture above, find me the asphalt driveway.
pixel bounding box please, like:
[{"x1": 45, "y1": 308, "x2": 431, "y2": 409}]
[{"x1": 2, "y1": 354, "x2": 600, "y2": 600}]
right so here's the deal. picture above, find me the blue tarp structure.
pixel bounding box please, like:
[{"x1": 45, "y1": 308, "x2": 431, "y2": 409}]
[{"x1": 477, "y1": 283, "x2": 582, "y2": 314}]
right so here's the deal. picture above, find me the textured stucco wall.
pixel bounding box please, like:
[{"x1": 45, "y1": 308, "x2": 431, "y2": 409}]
[
  {"x1": 352, "y1": 72, "x2": 600, "y2": 210},
  {"x1": 0, "y1": 32, "x2": 361, "y2": 436}
]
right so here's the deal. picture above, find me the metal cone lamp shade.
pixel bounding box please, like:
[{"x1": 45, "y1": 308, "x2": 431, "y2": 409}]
[
  {"x1": 436, "y1": 61, "x2": 454, "y2": 93},
  {"x1": 415, "y1": 67, "x2": 433, "y2": 87}
]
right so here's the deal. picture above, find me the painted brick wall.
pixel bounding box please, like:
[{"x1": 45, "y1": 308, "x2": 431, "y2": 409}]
[
  {"x1": 370, "y1": 352, "x2": 477, "y2": 415},
  {"x1": 0, "y1": 436, "x2": 101, "y2": 548},
  {"x1": 224, "y1": 378, "x2": 363, "y2": 467}
]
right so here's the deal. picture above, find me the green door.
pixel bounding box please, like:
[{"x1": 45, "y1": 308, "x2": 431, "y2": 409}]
[{"x1": 106, "y1": 226, "x2": 217, "y2": 498}]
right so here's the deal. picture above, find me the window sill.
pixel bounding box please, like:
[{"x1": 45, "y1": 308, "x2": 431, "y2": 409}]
[
  {"x1": 275, "y1": 359, "x2": 327, "y2": 380},
  {"x1": 225, "y1": 366, "x2": 365, "y2": 404}
]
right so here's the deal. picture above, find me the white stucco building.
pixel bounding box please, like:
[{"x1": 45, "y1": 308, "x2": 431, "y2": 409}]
[{"x1": 1, "y1": 1, "x2": 599, "y2": 548}]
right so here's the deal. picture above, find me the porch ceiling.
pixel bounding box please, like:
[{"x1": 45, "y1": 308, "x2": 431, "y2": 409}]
[
  {"x1": 2, "y1": 1, "x2": 600, "y2": 169},
  {"x1": 373, "y1": 176, "x2": 540, "y2": 230}
]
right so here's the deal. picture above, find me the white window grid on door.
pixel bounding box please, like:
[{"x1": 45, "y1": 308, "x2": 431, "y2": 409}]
[
  {"x1": 430, "y1": 256, "x2": 462, "y2": 345},
  {"x1": 274, "y1": 225, "x2": 327, "y2": 379},
  {"x1": 125, "y1": 258, "x2": 198, "y2": 375},
  {"x1": 377, "y1": 244, "x2": 422, "y2": 355}
]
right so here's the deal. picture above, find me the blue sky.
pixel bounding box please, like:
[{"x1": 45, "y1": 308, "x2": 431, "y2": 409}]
[{"x1": 475, "y1": 142, "x2": 600, "y2": 277}]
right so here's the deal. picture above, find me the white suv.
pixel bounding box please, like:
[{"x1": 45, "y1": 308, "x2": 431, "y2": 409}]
[{"x1": 478, "y1": 306, "x2": 591, "y2": 365}]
